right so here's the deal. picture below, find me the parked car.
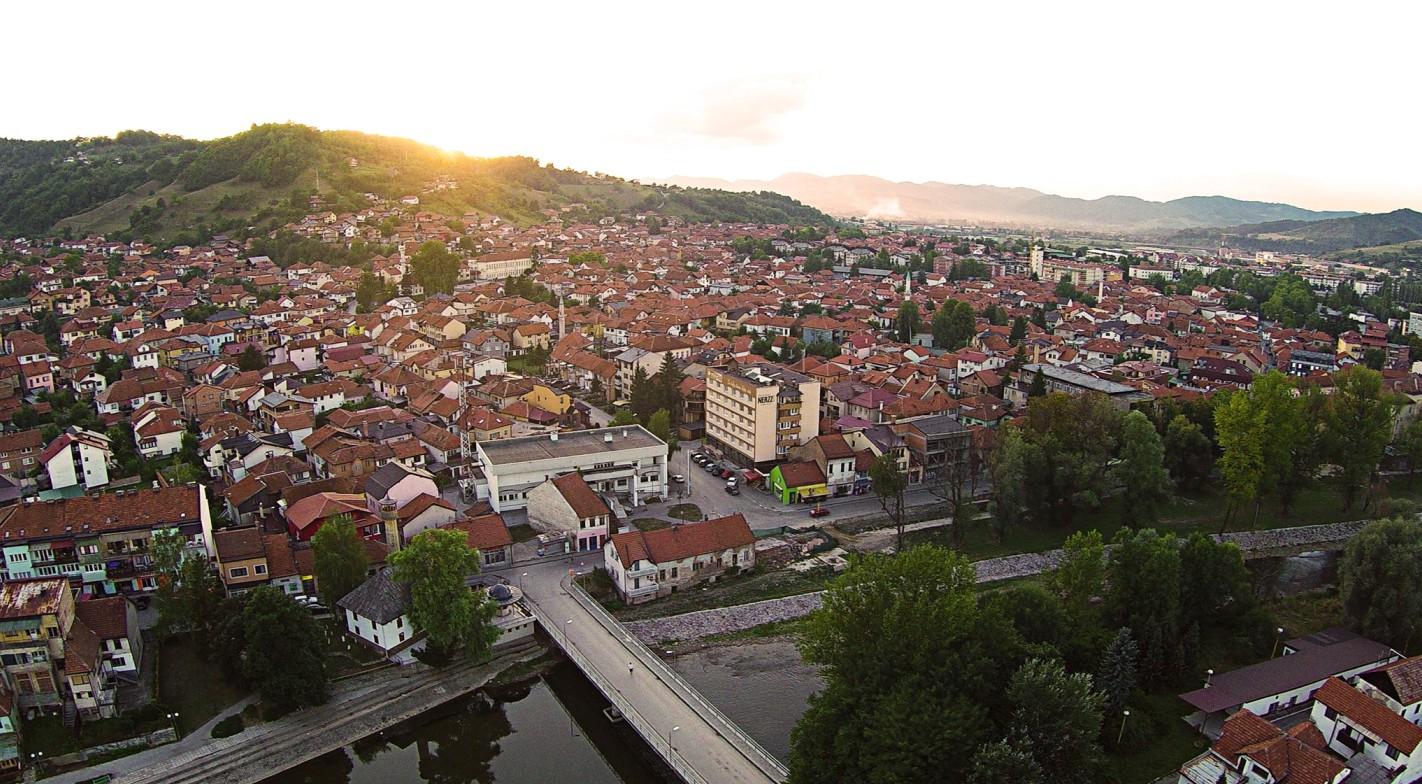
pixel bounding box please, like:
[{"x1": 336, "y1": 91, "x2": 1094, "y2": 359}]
[
  {"x1": 725, "y1": 485, "x2": 740, "y2": 495},
  {"x1": 720, "y1": 469, "x2": 735, "y2": 479},
  {"x1": 672, "y1": 474, "x2": 685, "y2": 483},
  {"x1": 725, "y1": 477, "x2": 738, "y2": 486},
  {"x1": 704, "y1": 462, "x2": 720, "y2": 473},
  {"x1": 809, "y1": 506, "x2": 830, "y2": 518}
]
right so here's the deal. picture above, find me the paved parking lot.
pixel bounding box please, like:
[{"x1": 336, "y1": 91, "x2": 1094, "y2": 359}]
[{"x1": 637, "y1": 442, "x2": 941, "y2": 531}]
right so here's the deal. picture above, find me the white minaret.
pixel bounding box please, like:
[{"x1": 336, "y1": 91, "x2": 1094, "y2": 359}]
[
  {"x1": 1097, "y1": 277, "x2": 1103, "y2": 302},
  {"x1": 905, "y1": 270, "x2": 912, "y2": 297},
  {"x1": 558, "y1": 297, "x2": 566, "y2": 339}
]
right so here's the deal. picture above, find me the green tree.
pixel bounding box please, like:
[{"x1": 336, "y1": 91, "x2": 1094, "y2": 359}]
[
  {"x1": 1027, "y1": 368, "x2": 1046, "y2": 398},
  {"x1": 652, "y1": 354, "x2": 685, "y2": 428},
  {"x1": 240, "y1": 586, "x2": 329, "y2": 713},
  {"x1": 897, "y1": 301, "x2": 920, "y2": 343},
  {"x1": 646, "y1": 409, "x2": 677, "y2": 455},
  {"x1": 1096, "y1": 627, "x2": 1139, "y2": 718},
  {"x1": 312, "y1": 514, "x2": 369, "y2": 608},
  {"x1": 629, "y1": 365, "x2": 656, "y2": 422},
  {"x1": 989, "y1": 427, "x2": 1035, "y2": 539},
  {"x1": 1326, "y1": 366, "x2": 1395, "y2": 510},
  {"x1": 1114, "y1": 410, "x2": 1170, "y2": 527},
  {"x1": 968, "y1": 739, "x2": 1043, "y2": 784},
  {"x1": 1052, "y1": 530, "x2": 1105, "y2": 618},
  {"x1": 1007, "y1": 658, "x2": 1104, "y2": 784},
  {"x1": 237, "y1": 343, "x2": 267, "y2": 372},
  {"x1": 1009, "y1": 316, "x2": 1027, "y2": 346},
  {"x1": 609, "y1": 409, "x2": 638, "y2": 426},
  {"x1": 1339, "y1": 517, "x2": 1422, "y2": 650},
  {"x1": 390, "y1": 529, "x2": 497, "y2": 658},
  {"x1": 1178, "y1": 533, "x2": 1254, "y2": 634},
  {"x1": 1106, "y1": 528, "x2": 1181, "y2": 687},
  {"x1": 1401, "y1": 415, "x2": 1422, "y2": 474},
  {"x1": 1163, "y1": 414, "x2": 1213, "y2": 490},
  {"x1": 1012, "y1": 393, "x2": 1124, "y2": 527},
  {"x1": 789, "y1": 547, "x2": 1027, "y2": 784},
  {"x1": 410, "y1": 240, "x2": 460, "y2": 295},
  {"x1": 356, "y1": 271, "x2": 385, "y2": 312},
  {"x1": 868, "y1": 452, "x2": 908, "y2": 551}
]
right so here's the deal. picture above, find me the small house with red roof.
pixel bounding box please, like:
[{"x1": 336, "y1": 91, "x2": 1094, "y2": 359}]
[{"x1": 603, "y1": 513, "x2": 755, "y2": 604}]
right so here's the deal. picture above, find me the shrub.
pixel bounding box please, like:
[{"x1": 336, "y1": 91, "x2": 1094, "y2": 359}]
[{"x1": 211, "y1": 714, "x2": 244, "y2": 739}]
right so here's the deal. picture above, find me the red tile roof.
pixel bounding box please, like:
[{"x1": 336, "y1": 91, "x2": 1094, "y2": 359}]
[
  {"x1": 609, "y1": 513, "x2": 754, "y2": 569},
  {"x1": 1316, "y1": 677, "x2": 1422, "y2": 753}
]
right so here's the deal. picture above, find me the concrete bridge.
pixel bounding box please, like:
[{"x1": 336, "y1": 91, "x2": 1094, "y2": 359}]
[{"x1": 520, "y1": 566, "x2": 788, "y2": 784}]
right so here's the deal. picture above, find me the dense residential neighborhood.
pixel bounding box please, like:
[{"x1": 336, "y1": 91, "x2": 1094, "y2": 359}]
[{"x1": 0, "y1": 186, "x2": 1419, "y2": 784}]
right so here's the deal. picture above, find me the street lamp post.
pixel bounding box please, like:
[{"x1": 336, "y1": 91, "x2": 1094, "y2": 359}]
[
  {"x1": 28, "y1": 751, "x2": 43, "y2": 775},
  {"x1": 167, "y1": 711, "x2": 181, "y2": 738},
  {"x1": 563, "y1": 619, "x2": 573, "y2": 654},
  {"x1": 1271, "y1": 627, "x2": 1286, "y2": 658},
  {"x1": 1204, "y1": 669, "x2": 1214, "y2": 687},
  {"x1": 1117, "y1": 710, "x2": 1130, "y2": 745},
  {"x1": 519, "y1": 572, "x2": 528, "y2": 592},
  {"x1": 668, "y1": 725, "x2": 681, "y2": 752}
]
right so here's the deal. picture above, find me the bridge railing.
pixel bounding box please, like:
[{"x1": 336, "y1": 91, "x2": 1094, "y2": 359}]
[
  {"x1": 532, "y1": 599, "x2": 709, "y2": 784},
  {"x1": 557, "y1": 574, "x2": 790, "y2": 782}
]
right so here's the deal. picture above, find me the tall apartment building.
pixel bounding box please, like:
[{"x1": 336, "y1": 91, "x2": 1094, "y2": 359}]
[{"x1": 705, "y1": 365, "x2": 821, "y2": 468}]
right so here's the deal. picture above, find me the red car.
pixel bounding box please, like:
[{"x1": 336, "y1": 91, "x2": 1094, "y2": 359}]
[
  {"x1": 809, "y1": 506, "x2": 830, "y2": 518},
  {"x1": 721, "y1": 469, "x2": 735, "y2": 479}
]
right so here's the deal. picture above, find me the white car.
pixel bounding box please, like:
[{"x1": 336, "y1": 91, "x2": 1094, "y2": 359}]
[{"x1": 672, "y1": 474, "x2": 685, "y2": 483}]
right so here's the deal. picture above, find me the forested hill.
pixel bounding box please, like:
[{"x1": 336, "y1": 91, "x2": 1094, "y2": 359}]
[{"x1": 0, "y1": 124, "x2": 831, "y2": 242}]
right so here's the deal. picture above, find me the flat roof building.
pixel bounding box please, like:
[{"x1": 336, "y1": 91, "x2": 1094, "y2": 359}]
[{"x1": 474, "y1": 425, "x2": 669, "y2": 513}]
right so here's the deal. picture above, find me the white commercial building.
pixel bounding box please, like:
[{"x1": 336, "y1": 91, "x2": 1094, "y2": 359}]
[{"x1": 474, "y1": 425, "x2": 669, "y2": 513}]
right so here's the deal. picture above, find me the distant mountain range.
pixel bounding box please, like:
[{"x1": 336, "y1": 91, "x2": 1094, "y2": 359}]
[
  {"x1": 662, "y1": 173, "x2": 1360, "y2": 234},
  {"x1": 0, "y1": 124, "x2": 831, "y2": 241},
  {"x1": 1166, "y1": 208, "x2": 1422, "y2": 255}
]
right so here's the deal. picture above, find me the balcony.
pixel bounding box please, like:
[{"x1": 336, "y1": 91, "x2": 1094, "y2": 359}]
[{"x1": 624, "y1": 581, "x2": 659, "y2": 599}]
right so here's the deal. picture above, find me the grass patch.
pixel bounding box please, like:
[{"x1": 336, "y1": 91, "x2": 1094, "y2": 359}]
[
  {"x1": 320, "y1": 623, "x2": 384, "y2": 677},
  {"x1": 668, "y1": 503, "x2": 703, "y2": 521},
  {"x1": 631, "y1": 518, "x2": 671, "y2": 531},
  {"x1": 210, "y1": 714, "x2": 244, "y2": 739},
  {"x1": 506, "y1": 354, "x2": 546, "y2": 375},
  {"x1": 159, "y1": 636, "x2": 247, "y2": 733},
  {"x1": 612, "y1": 565, "x2": 835, "y2": 621},
  {"x1": 1264, "y1": 587, "x2": 1343, "y2": 640},
  {"x1": 507, "y1": 524, "x2": 539, "y2": 543},
  {"x1": 1103, "y1": 692, "x2": 1208, "y2": 784},
  {"x1": 23, "y1": 707, "x2": 171, "y2": 758}
]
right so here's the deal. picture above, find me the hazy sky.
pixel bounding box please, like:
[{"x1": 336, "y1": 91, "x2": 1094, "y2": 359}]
[{"x1": 7, "y1": 1, "x2": 1419, "y2": 212}]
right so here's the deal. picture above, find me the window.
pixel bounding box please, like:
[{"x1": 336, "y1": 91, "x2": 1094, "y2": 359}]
[
  {"x1": 229, "y1": 567, "x2": 248, "y2": 578},
  {"x1": 254, "y1": 564, "x2": 267, "y2": 574},
  {"x1": 1324, "y1": 706, "x2": 1337, "y2": 720}
]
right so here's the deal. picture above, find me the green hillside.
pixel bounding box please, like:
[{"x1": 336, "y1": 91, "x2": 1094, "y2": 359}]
[
  {"x1": 0, "y1": 124, "x2": 831, "y2": 243},
  {"x1": 1166, "y1": 208, "x2": 1422, "y2": 254}
]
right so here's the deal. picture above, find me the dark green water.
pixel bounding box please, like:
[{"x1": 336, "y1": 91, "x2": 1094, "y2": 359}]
[{"x1": 265, "y1": 663, "x2": 670, "y2": 784}]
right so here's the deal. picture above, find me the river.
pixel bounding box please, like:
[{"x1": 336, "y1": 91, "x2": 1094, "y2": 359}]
[{"x1": 264, "y1": 638, "x2": 818, "y2": 784}]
